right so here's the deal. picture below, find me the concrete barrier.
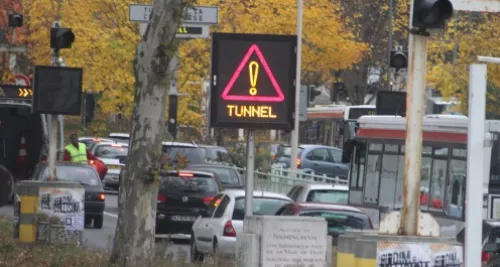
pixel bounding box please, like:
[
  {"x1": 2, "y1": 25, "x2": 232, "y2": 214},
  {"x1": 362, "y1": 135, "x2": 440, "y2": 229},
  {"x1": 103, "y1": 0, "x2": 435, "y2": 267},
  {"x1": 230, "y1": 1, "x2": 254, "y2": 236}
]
[
  {"x1": 344, "y1": 233, "x2": 462, "y2": 267},
  {"x1": 336, "y1": 230, "x2": 377, "y2": 267},
  {"x1": 16, "y1": 180, "x2": 85, "y2": 244}
]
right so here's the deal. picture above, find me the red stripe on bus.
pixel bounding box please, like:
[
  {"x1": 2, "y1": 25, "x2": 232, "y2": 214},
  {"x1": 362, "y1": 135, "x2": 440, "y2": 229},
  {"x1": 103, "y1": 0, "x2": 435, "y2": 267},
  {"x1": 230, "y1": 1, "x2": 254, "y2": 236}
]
[{"x1": 356, "y1": 128, "x2": 467, "y2": 143}]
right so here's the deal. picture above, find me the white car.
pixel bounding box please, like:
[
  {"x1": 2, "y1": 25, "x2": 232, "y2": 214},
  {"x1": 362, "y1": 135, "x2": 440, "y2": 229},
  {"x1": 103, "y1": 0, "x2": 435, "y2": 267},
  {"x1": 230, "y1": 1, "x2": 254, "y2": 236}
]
[
  {"x1": 89, "y1": 142, "x2": 128, "y2": 190},
  {"x1": 287, "y1": 183, "x2": 349, "y2": 204},
  {"x1": 190, "y1": 190, "x2": 293, "y2": 262}
]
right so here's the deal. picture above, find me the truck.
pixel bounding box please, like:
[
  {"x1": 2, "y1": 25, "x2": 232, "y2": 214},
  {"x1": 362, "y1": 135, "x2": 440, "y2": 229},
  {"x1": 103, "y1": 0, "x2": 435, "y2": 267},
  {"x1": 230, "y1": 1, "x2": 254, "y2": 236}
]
[{"x1": 0, "y1": 84, "x2": 63, "y2": 205}]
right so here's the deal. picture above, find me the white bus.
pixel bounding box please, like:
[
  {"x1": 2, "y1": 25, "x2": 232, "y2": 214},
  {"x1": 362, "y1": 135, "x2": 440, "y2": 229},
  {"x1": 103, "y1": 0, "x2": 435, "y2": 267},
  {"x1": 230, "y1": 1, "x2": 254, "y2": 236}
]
[
  {"x1": 343, "y1": 114, "x2": 500, "y2": 237},
  {"x1": 300, "y1": 105, "x2": 376, "y2": 148}
]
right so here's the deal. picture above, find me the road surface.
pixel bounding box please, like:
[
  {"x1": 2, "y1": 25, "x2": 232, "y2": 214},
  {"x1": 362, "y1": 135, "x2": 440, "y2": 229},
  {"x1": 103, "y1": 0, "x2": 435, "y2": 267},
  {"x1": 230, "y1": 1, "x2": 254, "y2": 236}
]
[{"x1": 0, "y1": 191, "x2": 191, "y2": 263}]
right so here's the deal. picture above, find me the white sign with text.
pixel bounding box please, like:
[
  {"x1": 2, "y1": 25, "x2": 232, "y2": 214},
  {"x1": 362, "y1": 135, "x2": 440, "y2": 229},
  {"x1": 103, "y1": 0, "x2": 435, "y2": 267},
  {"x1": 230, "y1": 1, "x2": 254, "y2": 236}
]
[{"x1": 261, "y1": 218, "x2": 328, "y2": 267}]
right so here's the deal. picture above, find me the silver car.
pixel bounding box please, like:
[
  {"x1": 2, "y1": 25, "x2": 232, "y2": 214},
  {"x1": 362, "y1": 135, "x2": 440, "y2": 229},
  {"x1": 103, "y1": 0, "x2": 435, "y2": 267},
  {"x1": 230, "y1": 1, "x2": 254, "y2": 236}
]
[
  {"x1": 287, "y1": 183, "x2": 349, "y2": 204},
  {"x1": 190, "y1": 190, "x2": 292, "y2": 262},
  {"x1": 90, "y1": 142, "x2": 128, "y2": 190}
]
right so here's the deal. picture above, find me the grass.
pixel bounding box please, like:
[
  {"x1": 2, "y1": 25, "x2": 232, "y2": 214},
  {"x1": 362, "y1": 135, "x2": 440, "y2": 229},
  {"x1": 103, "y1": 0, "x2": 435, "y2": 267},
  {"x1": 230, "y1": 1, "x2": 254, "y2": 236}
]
[
  {"x1": 0, "y1": 216, "x2": 338, "y2": 267},
  {"x1": 0, "y1": 216, "x2": 234, "y2": 267}
]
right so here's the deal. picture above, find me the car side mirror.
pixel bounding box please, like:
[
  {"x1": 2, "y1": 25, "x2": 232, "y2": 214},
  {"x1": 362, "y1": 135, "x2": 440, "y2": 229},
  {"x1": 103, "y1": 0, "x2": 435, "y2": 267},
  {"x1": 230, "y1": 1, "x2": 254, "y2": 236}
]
[{"x1": 484, "y1": 243, "x2": 500, "y2": 253}]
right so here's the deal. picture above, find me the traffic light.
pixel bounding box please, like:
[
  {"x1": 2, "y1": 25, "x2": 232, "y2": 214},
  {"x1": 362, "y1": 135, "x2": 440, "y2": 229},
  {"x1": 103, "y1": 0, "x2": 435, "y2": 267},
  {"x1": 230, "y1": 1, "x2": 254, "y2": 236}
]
[
  {"x1": 168, "y1": 95, "x2": 178, "y2": 138},
  {"x1": 308, "y1": 85, "x2": 320, "y2": 104},
  {"x1": 50, "y1": 28, "x2": 75, "y2": 50},
  {"x1": 412, "y1": 0, "x2": 453, "y2": 29},
  {"x1": 8, "y1": 13, "x2": 23, "y2": 28},
  {"x1": 390, "y1": 50, "x2": 408, "y2": 70}
]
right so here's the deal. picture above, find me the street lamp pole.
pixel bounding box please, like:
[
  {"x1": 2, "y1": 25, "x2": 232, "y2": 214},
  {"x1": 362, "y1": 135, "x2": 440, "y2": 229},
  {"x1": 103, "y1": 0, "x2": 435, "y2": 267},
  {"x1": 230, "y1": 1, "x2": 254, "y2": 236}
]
[{"x1": 289, "y1": 0, "x2": 303, "y2": 172}]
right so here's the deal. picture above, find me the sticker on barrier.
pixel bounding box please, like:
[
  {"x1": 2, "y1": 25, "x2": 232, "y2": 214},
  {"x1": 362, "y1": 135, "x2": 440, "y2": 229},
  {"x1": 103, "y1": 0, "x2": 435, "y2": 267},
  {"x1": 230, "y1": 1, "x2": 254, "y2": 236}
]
[
  {"x1": 38, "y1": 187, "x2": 85, "y2": 231},
  {"x1": 376, "y1": 242, "x2": 463, "y2": 267}
]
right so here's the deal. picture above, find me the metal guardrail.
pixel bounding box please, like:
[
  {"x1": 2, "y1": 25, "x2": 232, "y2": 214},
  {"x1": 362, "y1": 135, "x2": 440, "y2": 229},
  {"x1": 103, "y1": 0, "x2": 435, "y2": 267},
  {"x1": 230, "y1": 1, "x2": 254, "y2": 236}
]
[
  {"x1": 236, "y1": 165, "x2": 348, "y2": 195},
  {"x1": 203, "y1": 160, "x2": 348, "y2": 195}
]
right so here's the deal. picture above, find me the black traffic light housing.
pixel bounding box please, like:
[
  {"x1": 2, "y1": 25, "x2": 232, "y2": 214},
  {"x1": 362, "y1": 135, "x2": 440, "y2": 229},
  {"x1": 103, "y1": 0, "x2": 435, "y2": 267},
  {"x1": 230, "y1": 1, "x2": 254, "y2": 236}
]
[
  {"x1": 412, "y1": 0, "x2": 453, "y2": 29},
  {"x1": 8, "y1": 13, "x2": 23, "y2": 28},
  {"x1": 390, "y1": 50, "x2": 408, "y2": 70},
  {"x1": 168, "y1": 95, "x2": 178, "y2": 139},
  {"x1": 50, "y1": 28, "x2": 75, "y2": 51},
  {"x1": 308, "y1": 85, "x2": 321, "y2": 104}
]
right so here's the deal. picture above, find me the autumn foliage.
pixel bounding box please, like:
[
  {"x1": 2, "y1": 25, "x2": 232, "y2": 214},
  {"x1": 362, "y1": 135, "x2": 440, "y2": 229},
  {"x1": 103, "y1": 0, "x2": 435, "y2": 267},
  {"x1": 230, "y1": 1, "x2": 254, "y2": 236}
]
[{"x1": 7, "y1": 0, "x2": 500, "y2": 129}]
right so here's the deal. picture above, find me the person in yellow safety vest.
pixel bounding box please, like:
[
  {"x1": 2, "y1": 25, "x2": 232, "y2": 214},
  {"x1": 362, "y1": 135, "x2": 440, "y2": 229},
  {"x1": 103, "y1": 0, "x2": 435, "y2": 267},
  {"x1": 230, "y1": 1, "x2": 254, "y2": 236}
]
[{"x1": 63, "y1": 133, "x2": 99, "y2": 163}]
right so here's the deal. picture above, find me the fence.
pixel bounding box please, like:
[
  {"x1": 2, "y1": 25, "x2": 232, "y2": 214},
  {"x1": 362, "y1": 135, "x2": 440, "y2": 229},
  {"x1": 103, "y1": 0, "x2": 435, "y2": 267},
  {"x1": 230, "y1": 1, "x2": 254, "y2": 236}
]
[{"x1": 235, "y1": 165, "x2": 348, "y2": 195}]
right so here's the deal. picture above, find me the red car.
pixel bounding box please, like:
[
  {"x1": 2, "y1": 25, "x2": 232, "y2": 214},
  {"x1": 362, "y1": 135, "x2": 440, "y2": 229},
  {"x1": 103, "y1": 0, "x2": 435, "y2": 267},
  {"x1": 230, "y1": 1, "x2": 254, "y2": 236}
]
[
  {"x1": 89, "y1": 159, "x2": 108, "y2": 181},
  {"x1": 275, "y1": 202, "x2": 374, "y2": 244}
]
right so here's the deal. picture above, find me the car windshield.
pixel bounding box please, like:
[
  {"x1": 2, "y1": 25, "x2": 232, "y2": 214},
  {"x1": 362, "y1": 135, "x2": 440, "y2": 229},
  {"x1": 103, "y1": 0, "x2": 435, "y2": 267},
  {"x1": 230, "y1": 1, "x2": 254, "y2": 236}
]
[
  {"x1": 186, "y1": 166, "x2": 239, "y2": 185},
  {"x1": 160, "y1": 175, "x2": 218, "y2": 193},
  {"x1": 233, "y1": 197, "x2": 292, "y2": 220},
  {"x1": 299, "y1": 210, "x2": 371, "y2": 236},
  {"x1": 306, "y1": 189, "x2": 348, "y2": 204},
  {"x1": 41, "y1": 166, "x2": 100, "y2": 186},
  {"x1": 162, "y1": 145, "x2": 204, "y2": 164},
  {"x1": 94, "y1": 145, "x2": 129, "y2": 159}
]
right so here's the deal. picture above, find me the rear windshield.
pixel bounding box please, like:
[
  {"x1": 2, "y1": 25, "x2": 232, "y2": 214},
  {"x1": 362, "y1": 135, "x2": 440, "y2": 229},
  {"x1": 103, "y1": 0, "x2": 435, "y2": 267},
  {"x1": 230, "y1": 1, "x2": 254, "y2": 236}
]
[
  {"x1": 282, "y1": 147, "x2": 304, "y2": 157},
  {"x1": 162, "y1": 146, "x2": 204, "y2": 164},
  {"x1": 94, "y1": 144, "x2": 129, "y2": 159},
  {"x1": 160, "y1": 175, "x2": 218, "y2": 194},
  {"x1": 306, "y1": 189, "x2": 348, "y2": 204},
  {"x1": 299, "y1": 210, "x2": 371, "y2": 235},
  {"x1": 41, "y1": 166, "x2": 100, "y2": 186},
  {"x1": 232, "y1": 197, "x2": 292, "y2": 220},
  {"x1": 186, "y1": 167, "x2": 240, "y2": 185}
]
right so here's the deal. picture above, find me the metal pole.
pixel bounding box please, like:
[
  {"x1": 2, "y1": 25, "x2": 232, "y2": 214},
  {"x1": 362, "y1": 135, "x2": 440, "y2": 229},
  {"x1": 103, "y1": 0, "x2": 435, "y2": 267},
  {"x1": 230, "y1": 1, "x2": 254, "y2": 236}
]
[
  {"x1": 465, "y1": 63, "x2": 486, "y2": 267},
  {"x1": 289, "y1": 0, "x2": 303, "y2": 172},
  {"x1": 47, "y1": 21, "x2": 60, "y2": 180},
  {"x1": 387, "y1": 0, "x2": 394, "y2": 91},
  {"x1": 400, "y1": 2, "x2": 427, "y2": 235},
  {"x1": 244, "y1": 129, "x2": 255, "y2": 217}
]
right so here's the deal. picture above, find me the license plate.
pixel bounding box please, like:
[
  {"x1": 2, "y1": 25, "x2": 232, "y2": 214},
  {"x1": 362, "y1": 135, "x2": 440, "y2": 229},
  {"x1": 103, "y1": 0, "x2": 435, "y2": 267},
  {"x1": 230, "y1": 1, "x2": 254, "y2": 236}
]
[
  {"x1": 107, "y1": 165, "x2": 122, "y2": 170},
  {"x1": 112, "y1": 177, "x2": 119, "y2": 180},
  {"x1": 171, "y1": 215, "x2": 196, "y2": 222}
]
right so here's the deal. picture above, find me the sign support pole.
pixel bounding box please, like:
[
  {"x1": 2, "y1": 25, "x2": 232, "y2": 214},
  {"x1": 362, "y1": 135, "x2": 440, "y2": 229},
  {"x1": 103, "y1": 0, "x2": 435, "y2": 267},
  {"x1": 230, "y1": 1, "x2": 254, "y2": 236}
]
[
  {"x1": 244, "y1": 129, "x2": 255, "y2": 217},
  {"x1": 47, "y1": 21, "x2": 61, "y2": 181},
  {"x1": 400, "y1": 2, "x2": 427, "y2": 235},
  {"x1": 465, "y1": 62, "x2": 487, "y2": 267},
  {"x1": 289, "y1": 0, "x2": 303, "y2": 173}
]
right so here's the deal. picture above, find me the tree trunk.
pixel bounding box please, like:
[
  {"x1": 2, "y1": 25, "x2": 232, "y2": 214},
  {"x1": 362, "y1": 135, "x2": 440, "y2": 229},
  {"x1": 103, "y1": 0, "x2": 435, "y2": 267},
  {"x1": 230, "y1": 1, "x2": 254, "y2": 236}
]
[{"x1": 109, "y1": 0, "x2": 184, "y2": 266}]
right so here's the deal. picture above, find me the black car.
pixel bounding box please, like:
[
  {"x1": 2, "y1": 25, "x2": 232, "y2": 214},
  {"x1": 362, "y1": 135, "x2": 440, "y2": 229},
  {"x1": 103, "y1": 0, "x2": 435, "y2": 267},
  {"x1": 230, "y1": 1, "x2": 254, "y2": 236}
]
[
  {"x1": 156, "y1": 170, "x2": 223, "y2": 236},
  {"x1": 31, "y1": 162, "x2": 106, "y2": 229},
  {"x1": 184, "y1": 164, "x2": 244, "y2": 189},
  {"x1": 198, "y1": 145, "x2": 236, "y2": 166}
]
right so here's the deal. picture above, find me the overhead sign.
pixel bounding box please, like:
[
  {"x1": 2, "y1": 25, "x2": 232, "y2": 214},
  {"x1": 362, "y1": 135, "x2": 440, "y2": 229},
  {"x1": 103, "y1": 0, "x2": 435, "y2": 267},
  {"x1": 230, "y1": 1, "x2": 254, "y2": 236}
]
[
  {"x1": 129, "y1": 4, "x2": 218, "y2": 24},
  {"x1": 33, "y1": 66, "x2": 83, "y2": 115},
  {"x1": 0, "y1": 84, "x2": 33, "y2": 100},
  {"x1": 176, "y1": 24, "x2": 209, "y2": 39},
  {"x1": 210, "y1": 33, "x2": 297, "y2": 130},
  {"x1": 452, "y1": 0, "x2": 500, "y2": 12}
]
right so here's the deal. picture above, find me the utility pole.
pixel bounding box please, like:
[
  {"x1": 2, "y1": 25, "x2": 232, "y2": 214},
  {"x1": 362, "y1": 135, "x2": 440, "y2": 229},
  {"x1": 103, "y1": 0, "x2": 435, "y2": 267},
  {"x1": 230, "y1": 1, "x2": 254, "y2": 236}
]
[{"x1": 289, "y1": 0, "x2": 303, "y2": 173}]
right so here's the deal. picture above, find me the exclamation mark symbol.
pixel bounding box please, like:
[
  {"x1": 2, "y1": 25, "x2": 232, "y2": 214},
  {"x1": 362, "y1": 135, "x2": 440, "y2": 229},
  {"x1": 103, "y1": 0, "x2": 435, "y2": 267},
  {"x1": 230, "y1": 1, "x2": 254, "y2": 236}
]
[{"x1": 249, "y1": 61, "x2": 259, "y2": 96}]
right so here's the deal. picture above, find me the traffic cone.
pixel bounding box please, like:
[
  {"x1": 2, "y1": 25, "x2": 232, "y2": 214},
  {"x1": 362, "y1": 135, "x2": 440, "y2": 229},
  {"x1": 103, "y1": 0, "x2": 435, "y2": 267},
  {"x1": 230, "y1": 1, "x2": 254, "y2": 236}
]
[{"x1": 15, "y1": 132, "x2": 28, "y2": 179}]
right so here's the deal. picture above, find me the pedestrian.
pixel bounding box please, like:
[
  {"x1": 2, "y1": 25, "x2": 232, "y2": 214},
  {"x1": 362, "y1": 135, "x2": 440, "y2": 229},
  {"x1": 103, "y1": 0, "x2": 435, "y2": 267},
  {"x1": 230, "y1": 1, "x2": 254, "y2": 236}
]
[{"x1": 63, "y1": 133, "x2": 99, "y2": 163}]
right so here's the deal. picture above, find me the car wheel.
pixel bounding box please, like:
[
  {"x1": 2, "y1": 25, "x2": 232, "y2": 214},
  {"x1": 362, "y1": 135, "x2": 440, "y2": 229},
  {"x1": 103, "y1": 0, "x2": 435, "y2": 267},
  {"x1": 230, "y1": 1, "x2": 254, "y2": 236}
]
[
  {"x1": 94, "y1": 215, "x2": 103, "y2": 229},
  {"x1": 190, "y1": 234, "x2": 204, "y2": 263}
]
